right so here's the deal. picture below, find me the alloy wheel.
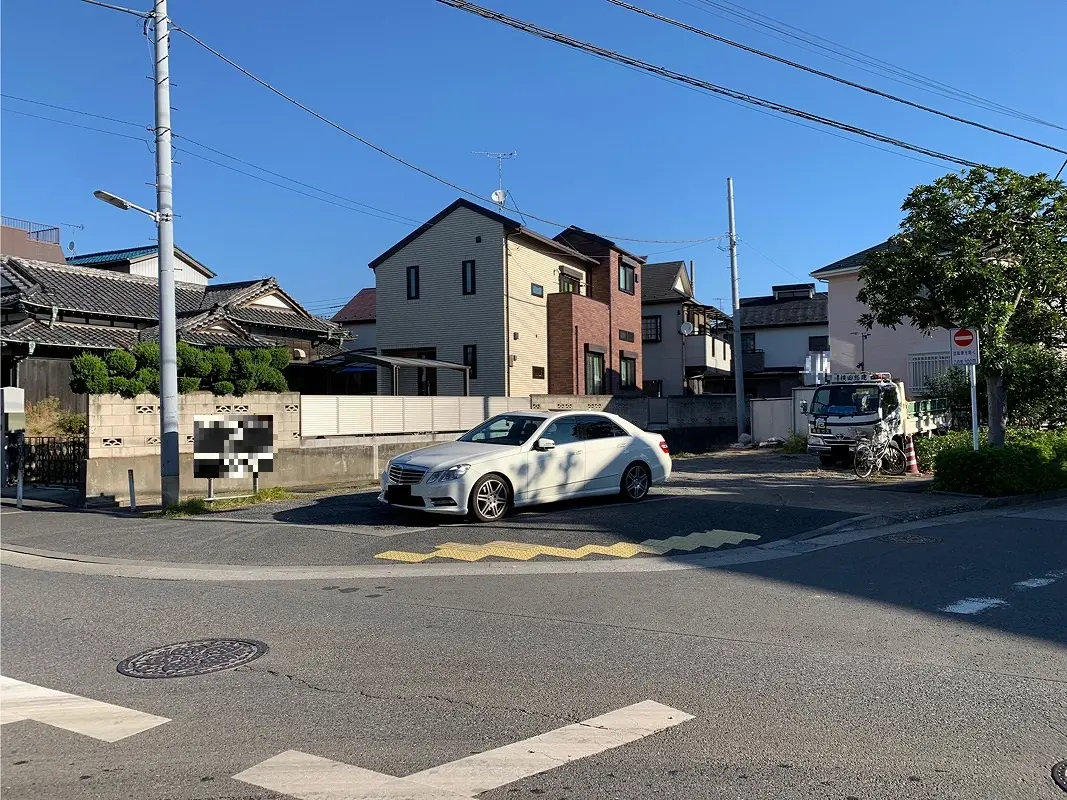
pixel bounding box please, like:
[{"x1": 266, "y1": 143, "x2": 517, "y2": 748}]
[
  {"x1": 624, "y1": 464, "x2": 650, "y2": 500},
  {"x1": 475, "y1": 477, "x2": 508, "y2": 520}
]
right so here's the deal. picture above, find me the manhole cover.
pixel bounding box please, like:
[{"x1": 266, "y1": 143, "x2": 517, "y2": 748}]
[
  {"x1": 876, "y1": 533, "x2": 941, "y2": 544},
  {"x1": 1053, "y1": 760, "x2": 1067, "y2": 792},
  {"x1": 117, "y1": 639, "x2": 267, "y2": 679}
]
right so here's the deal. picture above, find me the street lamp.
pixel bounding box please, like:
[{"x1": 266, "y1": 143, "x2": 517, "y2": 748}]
[
  {"x1": 850, "y1": 331, "x2": 871, "y2": 370},
  {"x1": 94, "y1": 184, "x2": 179, "y2": 508}
]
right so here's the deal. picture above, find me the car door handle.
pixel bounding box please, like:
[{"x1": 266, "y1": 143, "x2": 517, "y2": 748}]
[{"x1": 615, "y1": 443, "x2": 627, "y2": 449}]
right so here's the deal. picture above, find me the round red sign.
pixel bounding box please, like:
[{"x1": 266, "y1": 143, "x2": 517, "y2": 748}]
[{"x1": 953, "y1": 329, "x2": 974, "y2": 347}]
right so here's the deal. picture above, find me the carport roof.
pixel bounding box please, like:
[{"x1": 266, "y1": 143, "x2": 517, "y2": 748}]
[{"x1": 310, "y1": 350, "x2": 470, "y2": 372}]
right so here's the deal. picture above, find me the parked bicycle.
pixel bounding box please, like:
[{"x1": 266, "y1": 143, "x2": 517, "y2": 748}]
[{"x1": 853, "y1": 421, "x2": 906, "y2": 479}]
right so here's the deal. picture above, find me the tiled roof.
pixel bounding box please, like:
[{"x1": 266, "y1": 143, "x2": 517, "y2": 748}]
[
  {"x1": 811, "y1": 240, "x2": 893, "y2": 277},
  {"x1": 641, "y1": 261, "x2": 689, "y2": 303},
  {"x1": 333, "y1": 287, "x2": 375, "y2": 323},
  {"x1": 1, "y1": 318, "x2": 141, "y2": 349},
  {"x1": 227, "y1": 304, "x2": 335, "y2": 333},
  {"x1": 739, "y1": 291, "x2": 828, "y2": 328}
]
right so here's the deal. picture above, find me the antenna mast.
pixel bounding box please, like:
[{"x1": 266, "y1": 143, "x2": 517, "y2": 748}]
[{"x1": 472, "y1": 151, "x2": 517, "y2": 207}]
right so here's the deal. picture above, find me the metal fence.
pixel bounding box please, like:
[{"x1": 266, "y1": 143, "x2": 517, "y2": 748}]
[
  {"x1": 908, "y1": 352, "x2": 951, "y2": 395},
  {"x1": 2, "y1": 216, "x2": 61, "y2": 244},
  {"x1": 300, "y1": 395, "x2": 533, "y2": 437},
  {"x1": 7, "y1": 437, "x2": 87, "y2": 486}
]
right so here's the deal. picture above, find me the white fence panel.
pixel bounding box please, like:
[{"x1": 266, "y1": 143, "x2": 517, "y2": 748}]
[
  {"x1": 337, "y1": 396, "x2": 373, "y2": 435},
  {"x1": 372, "y1": 397, "x2": 405, "y2": 434},
  {"x1": 403, "y1": 397, "x2": 434, "y2": 432},
  {"x1": 458, "y1": 397, "x2": 486, "y2": 429},
  {"x1": 301, "y1": 396, "x2": 339, "y2": 437},
  {"x1": 508, "y1": 397, "x2": 533, "y2": 411},
  {"x1": 750, "y1": 398, "x2": 793, "y2": 442},
  {"x1": 434, "y1": 397, "x2": 462, "y2": 431},
  {"x1": 486, "y1": 397, "x2": 510, "y2": 416}
]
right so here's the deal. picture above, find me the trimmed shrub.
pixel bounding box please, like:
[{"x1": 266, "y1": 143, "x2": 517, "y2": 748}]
[
  {"x1": 136, "y1": 367, "x2": 161, "y2": 395},
  {"x1": 268, "y1": 346, "x2": 290, "y2": 371},
  {"x1": 105, "y1": 348, "x2": 138, "y2": 377},
  {"x1": 256, "y1": 366, "x2": 288, "y2": 393},
  {"x1": 211, "y1": 380, "x2": 235, "y2": 396},
  {"x1": 130, "y1": 341, "x2": 160, "y2": 369},
  {"x1": 177, "y1": 376, "x2": 201, "y2": 393},
  {"x1": 914, "y1": 430, "x2": 980, "y2": 472},
  {"x1": 933, "y1": 429, "x2": 1067, "y2": 496},
  {"x1": 70, "y1": 353, "x2": 110, "y2": 394},
  {"x1": 232, "y1": 378, "x2": 253, "y2": 396},
  {"x1": 206, "y1": 347, "x2": 233, "y2": 382},
  {"x1": 108, "y1": 376, "x2": 146, "y2": 398}
]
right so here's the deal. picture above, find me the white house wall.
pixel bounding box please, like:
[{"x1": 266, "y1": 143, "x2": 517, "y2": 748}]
[{"x1": 750, "y1": 324, "x2": 827, "y2": 369}]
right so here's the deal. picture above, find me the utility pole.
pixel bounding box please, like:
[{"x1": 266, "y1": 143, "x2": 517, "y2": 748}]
[
  {"x1": 154, "y1": 0, "x2": 180, "y2": 507},
  {"x1": 727, "y1": 178, "x2": 745, "y2": 441}
]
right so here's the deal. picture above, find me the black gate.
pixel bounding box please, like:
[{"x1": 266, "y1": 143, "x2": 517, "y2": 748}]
[{"x1": 6, "y1": 437, "x2": 87, "y2": 487}]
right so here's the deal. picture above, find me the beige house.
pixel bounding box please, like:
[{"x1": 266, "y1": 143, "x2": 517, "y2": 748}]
[
  {"x1": 369, "y1": 199, "x2": 598, "y2": 397},
  {"x1": 812, "y1": 241, "x2": 951, "y2": 395}
]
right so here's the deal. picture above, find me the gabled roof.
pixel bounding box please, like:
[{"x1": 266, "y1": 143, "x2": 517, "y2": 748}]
[
  {"x1": 67, "y1": 244, "x2": 217, "y2": 278},
  {"x1": 1, "y1": 318, "x2": 142, "y2": 350},
  {"x1": 368, "y1": 198, "x2": 596, "y2": 268},
  {"x1": 553, "y1": 226, "x2": 646, "y2": 264},
  {"x1": 641, "y1": 261, "x2": 691, "y2": 303},
  {"x1": 739, "y1": 290, "x2": 828, "y2": 328},
  {"x1": 811, "y1": 240, "x2": 893, "y2": 278},
  {"x1": 333, "y1": 287, "x2": 375, "y2": 324}
]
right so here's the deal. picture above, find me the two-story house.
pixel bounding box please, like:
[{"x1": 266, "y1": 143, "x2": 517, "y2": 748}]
[
  {"x1": 730, "y1": 283, "x2": 829, "y2": 398},
  {"x1": 368, "y1": 198, "x2": 644, "y2": 397},
  {"x1": 811, "y1": 241, "x2": 952, "y2": 395},
  {"x1": 639, "y1": 260, "x2": 731, "y2": 396}
]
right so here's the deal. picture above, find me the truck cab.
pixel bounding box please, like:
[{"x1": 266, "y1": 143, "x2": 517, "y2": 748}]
[{"x1": 803, "y1": 372, "x2": 947, "y2": 467}]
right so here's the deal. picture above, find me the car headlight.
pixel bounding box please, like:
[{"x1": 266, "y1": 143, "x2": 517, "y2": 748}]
[
  {"x1": 808, "y1": 435, "x2": 822, "y2": 445},
  {"x1": 428, "y1": 464, "x2": 470, "y2": 483}
]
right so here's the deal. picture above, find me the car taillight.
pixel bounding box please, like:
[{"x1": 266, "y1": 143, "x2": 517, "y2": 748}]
[{"x1": 659, "y1": 440, "x2": 670, "y2": 454}]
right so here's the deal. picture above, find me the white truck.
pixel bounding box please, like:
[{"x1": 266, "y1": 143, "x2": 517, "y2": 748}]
[{"x1": 802, "y1": 372, "x2": 950, "y2": 466}]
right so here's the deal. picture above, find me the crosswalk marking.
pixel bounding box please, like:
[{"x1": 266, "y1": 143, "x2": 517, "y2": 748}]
[
  {"x1": 376, "y1": 530, "x2": 760, "y2": 562},
  {"x1": 0, "y1": 675, "x2": 169, "y2": 742},
  {"x1": 234, "y1": 700, "x2": 693, "y2": 799}
]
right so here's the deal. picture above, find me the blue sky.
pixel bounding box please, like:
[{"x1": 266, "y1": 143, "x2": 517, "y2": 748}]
[{"x1": 3, "y1": 0, "x2": 1064, "y2": 316}]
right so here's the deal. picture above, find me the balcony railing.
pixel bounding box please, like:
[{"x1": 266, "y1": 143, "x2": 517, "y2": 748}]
[
  {"x1": 2, "y1": 216, "x2": 61, "y2": 244},
  {"x1": 741, "y1": 349, "x2": 765, "y2": 373}
]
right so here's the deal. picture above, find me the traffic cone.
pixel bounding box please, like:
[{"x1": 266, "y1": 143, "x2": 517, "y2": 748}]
[{"x1": 904, "y1": 435, "x2": 920, "y2": 475}]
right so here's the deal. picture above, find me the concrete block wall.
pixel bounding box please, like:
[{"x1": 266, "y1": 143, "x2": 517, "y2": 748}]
[{"x1": 88, "y1": 392, "x2": 301, "y2": 459}]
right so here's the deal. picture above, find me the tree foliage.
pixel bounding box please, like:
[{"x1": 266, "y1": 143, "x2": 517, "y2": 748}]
[
  {"x1": 69, "y1": 353, "x2": 110, "y2": 394},
  {"x1": 857, "y1": 166, "x2": 1067, "y2": 443}
]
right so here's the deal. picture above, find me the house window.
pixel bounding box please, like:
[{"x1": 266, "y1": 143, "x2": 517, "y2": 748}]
[
  {"x1": 462, "y1": 260, "x2": 476, "y2": 295},
  {"x1": 619, "y1": 329, "x2": 635, "y2": 343},
  {"x1": 641, "y1": 315, "x2": 662, "y2": 343},
  {"x1": 532, "y1": 366, "x2": 545, "y2": 379},
  {"x1": 531, "y1": 283, "x2": 544, "y2": 297},
  {"x1": 463, "y1": 344, "x2": 477, "y2": 380},
  {"x1": 559, "y1": 273, "x2": 580, "y2": 294},
  {"x1": 620, "y1": 355, "x2": 637, "y2": 389},
  {"x1": 585, "y1": 350, "x2": 605, "y2": 395},
  {"x1": 741, "y1": 332, "x2": 756, "y2": 352},
  {"x1": 618, "y1": 263, "x2": 635, "y2": 294},
  {"x1": 406, "y1": 266, "x2": 420, "y2": 300},
  {"x1": 808, "y1": 335, "x2": 829, "y2": 352}
]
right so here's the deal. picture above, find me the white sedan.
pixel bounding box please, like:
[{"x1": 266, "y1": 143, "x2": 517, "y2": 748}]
[{"x1": 379, "y1": 411, "x2": 672, "y2": 522}]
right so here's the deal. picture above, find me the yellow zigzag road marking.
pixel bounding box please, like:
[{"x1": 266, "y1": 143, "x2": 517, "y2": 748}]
[{"x1": 375, "y1": 529, "x2": 760, "y2": 563}]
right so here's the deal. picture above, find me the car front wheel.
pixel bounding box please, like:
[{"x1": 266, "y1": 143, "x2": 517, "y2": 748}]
[
  {"x1": 470, "y1": 474, "x2": 510, "y2": 522},
  {"x1": 621, "y1": 462, "x2": 651, "y2": 502}
]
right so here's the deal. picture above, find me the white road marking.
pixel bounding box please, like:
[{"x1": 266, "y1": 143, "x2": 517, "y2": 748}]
[
  {"x1": 0, "y1": 675, "x2": 169, "y2": 742},
  {"x1": 234, "y1": 700, "x2": 693, "y2": 799},
  {"x1": 940, "y1": 597, "x2": 1008, "y2": 615}
]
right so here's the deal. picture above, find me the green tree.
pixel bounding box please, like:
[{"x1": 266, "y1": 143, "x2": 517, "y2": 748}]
[
  {"x1": 858, "y1": 166, "x2": 1067, "y2": 445},
  {"x1": 105, "y1": 349, "x2": 138, "y2": 377},
  {"x1": 70, "y1": 353, "x2": 110, "y2": 394},
  {"x1": 130, "y1": 341, "x2": 160, "y2": 369}
]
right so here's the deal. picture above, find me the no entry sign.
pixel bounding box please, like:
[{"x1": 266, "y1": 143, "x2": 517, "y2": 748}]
[{"x1": 950, "y1": 328, "x2": 980, "y2": 366}]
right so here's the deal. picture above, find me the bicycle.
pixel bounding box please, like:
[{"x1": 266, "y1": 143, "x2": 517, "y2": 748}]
[{"x1": 853, "y1": 422, "x2": 906, "y2": 479}]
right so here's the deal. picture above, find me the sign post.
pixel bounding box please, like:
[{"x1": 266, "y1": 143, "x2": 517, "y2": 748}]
[{"x1": 950, "y1": 328, "x2": 981, "y2": 451}]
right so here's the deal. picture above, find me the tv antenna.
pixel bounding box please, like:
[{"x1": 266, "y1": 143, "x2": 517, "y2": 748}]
[
  {"x1": 60, "y1": 222, "x2": 85, "y2": 255},
  {"x1": 472, "y1": 151, "x2": 517, "y2": 208}
]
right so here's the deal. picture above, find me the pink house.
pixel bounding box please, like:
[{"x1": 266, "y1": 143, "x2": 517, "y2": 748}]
[{"x1": 811, "y1": 241, "x2": 952, "y2": 396}]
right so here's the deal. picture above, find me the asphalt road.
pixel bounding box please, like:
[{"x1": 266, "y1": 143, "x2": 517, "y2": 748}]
[{"x1": 2, "y1": 502, "x2": 1065, "y2": 799}]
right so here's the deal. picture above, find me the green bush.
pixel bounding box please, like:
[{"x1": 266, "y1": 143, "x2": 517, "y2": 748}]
[
  {"x1": 130, "y1": 341, "x2": 160, "y2": 369},
  {"x1": 136, "y1": 367, "x2": 161, "y2": 395},
  {"x1": 108, "y1": 376, "x2": 146, "y2": 398},
  {"x1": 177, "y1": 376, "x2": 202, "y2": 393},
  {"x1": 256, "y1": 366, "x2": 288, "y2": 393},
  {"x1": 268, "y1": 346, "x2": 290, "y2": 371},
  {"x1": 780, "y1": 434, "x2": 807, "y2": 453},
  {"x1": 177, "y1": 341, "x2": 214, "y2": 378},
  {"x1": 70, "y1": 353, "x2": 110, "y2": 394},
  {"x1": 211, "y1": 380, "x2": 235, "y2": 396},
  {"x1": 206, "y1": 347, "x2": 233, "y2": 382},
  {"x1": 913, "y1": 430, "x2": 981, "y2": 472},
  {"x1": 232, "y1": 378, "x2": 253, "y2": 396},
  {"x1": 105, "y1": 349, "x2": 138, "y2": 377},
  {"x1": 933, "y1": 429, "x2": 1067, "y2": 496}
]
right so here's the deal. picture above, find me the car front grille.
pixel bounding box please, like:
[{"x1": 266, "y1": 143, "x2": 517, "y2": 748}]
[{"x1": 388, "y1": 464, "x2": 428, "y2": 485}]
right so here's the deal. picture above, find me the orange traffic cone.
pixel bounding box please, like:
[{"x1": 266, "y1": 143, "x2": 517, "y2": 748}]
[{"x1": 904, "y1": 435, "x2": 920, "y2": 475}]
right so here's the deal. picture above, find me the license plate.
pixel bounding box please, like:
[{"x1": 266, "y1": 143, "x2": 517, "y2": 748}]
[{"x1": 385, "y1": 485, "x2": 412, "y2": 504}]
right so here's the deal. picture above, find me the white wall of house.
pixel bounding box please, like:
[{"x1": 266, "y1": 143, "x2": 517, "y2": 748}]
[
  {"x1": 748, "y1": 324, "x2": 828, "y2": 369},
  {"x1": 126, "y1": 254, "x2": 209, "y2": 286},
  {"x1": 374, "y1": 205, "x2": 508, "y2": 396},
  {"x1": 641, "y1": 302, "x2": 730, "y2": 395},
  {"x1": 823, "y1": 271, "x2": 950, "y2": 394},
  {"x1": 505, "y1": 237, "x2": 587, "y2": 398},
  {"x1": 342, "y1": 320, "x2": 376, "y2": 351}
]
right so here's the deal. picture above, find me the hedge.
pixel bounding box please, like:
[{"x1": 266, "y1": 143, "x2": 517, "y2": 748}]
[{"x1": 932, "y1": 429, "x2": 1067, "y2": 496}]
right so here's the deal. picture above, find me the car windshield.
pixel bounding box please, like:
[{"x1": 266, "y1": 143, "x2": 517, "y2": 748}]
[
  {"x1": 811, "y1": 385, "x2": 880, "y2": 416},
  {"x1": 458, "y1": 414, "x2": 544, "y2": 446}
]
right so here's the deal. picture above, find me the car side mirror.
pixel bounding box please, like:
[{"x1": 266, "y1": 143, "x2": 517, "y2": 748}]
[
  {"x1": 800, "y1": 400, "x2": 808, "y2": 414},
  {"x1": 535, "y1": 438, "x2": 556, "y2": 451}
]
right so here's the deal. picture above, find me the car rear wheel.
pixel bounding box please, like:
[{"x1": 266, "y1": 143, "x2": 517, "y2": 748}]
[
  {"x1": 621, "y1": 462, "x2": 651, "y2": 502},
  {"x1": 470, "y1": 474, "x2": 510, "y2": 522}
]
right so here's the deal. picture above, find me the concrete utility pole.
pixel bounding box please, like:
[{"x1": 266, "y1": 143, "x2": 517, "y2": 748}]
[
  {"x1": 154, "y1": 0, "x2": 180, "y2": 507},
  {"x1": 727, "y1": 178, "x2": 745, "y2": 440}
]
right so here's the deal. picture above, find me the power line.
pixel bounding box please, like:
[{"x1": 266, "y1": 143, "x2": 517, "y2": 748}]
[
  {"x1": 678, "y1": 0, "x2": 1063, "y2": 130},
  {"x1": 2, "y1": 96, "x2": 418, "y2": 226},
  {"x1": 739, "y1": 238, "x2": 807, "y2": 283},
  {"x1": 169, "y1": 22, "x2": 724, "y2": 244},
  {"x1": 435, "y1": 0, "x2": 982, "y2": 169},
  {"x1": 605, "y1": 0, "x2": 1067, "y2": 156}
]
